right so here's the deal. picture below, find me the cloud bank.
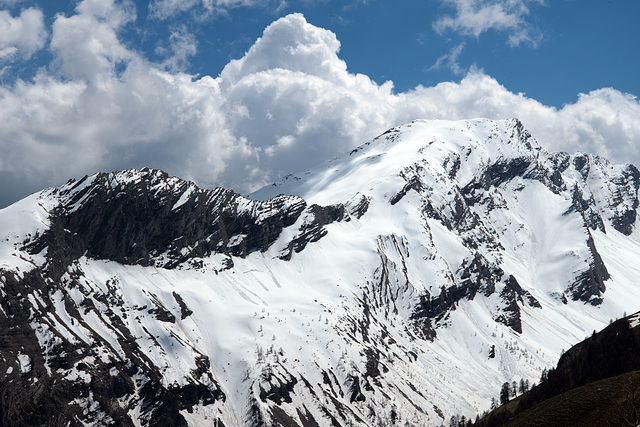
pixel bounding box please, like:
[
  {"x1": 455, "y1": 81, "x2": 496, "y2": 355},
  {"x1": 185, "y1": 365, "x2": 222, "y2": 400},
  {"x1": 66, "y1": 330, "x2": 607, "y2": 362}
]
[{"x1": 0, "y1": 1, "x2": 639, "y2": 208}]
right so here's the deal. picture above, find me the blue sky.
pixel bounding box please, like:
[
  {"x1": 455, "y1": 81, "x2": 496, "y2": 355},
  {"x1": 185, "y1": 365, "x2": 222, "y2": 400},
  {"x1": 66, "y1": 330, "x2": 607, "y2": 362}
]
[
  {"x1": 184, "y1": 0, "x2": 639, "y2": 108},
  {"x1": 19, "y1": 0, "x2": 637, "y2": 106},
  {"x1": 0, "y1": 0, "x2": 639, "y2": 208}
]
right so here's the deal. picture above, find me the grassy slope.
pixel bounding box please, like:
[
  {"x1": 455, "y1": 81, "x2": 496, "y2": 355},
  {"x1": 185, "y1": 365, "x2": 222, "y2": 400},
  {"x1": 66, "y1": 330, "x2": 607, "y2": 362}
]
[{"x1": 505, "y1": 370, "x2": 640, "y2": 427}]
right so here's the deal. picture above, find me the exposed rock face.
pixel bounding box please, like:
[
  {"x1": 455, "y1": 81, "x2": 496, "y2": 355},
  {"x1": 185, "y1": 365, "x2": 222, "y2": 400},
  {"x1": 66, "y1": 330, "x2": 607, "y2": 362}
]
[
  {"x1": 411, "y1": 255, "x2": 541, "y2": 337},
  {"x1": 0, "y1": 268, "x2": 224, "y2": 427},
  {"x1": 383, "y1": 119, "x2": 617, "y2": 339},
  {"x1": 5, "y1": 168, "x2": 347, "y2": 426},
  {"x1": 280, "y1": 203, "x2": 345, "y2": 260},
  {"x1": 28, "y1": 169, "x2": 315, "y2": 269},
  {"x1": 1, "y1": 118, "x2": 639, "y2": 426},
  {"x1": 565, "y1": 233, "x2": 610, "y2": 305},
  {"x1": 570, "y1": 154, "x2": 640, "y2": 236}
]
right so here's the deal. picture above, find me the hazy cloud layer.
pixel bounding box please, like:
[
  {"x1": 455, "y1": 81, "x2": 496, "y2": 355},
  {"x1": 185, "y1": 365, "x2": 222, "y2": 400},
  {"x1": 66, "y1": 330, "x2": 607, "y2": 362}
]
[
  {"x1": 149, "y1": 0, "x2": 275, "y2": 19},
  {"x1": 0, "y1": 2, "x2": 639, "y2": 208}
]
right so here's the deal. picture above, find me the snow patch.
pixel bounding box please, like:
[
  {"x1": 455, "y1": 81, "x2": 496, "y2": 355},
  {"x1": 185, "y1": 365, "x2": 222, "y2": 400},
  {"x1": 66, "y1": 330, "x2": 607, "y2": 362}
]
[{"x1": 17, "y1": 352, "x2": 32, "y2": 373}]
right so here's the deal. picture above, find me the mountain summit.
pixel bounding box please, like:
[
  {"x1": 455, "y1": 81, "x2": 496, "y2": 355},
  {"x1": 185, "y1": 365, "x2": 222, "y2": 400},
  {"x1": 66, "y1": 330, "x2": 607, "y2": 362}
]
[{"x1": 2, "y1": 118, "x2": 640, "y2": 426}]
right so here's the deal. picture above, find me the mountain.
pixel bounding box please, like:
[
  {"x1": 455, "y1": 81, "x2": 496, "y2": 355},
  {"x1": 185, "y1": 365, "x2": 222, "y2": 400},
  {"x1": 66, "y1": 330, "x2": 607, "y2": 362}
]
[{"x1": 2, "y1": 118, "x2": 640, "y2": 426}]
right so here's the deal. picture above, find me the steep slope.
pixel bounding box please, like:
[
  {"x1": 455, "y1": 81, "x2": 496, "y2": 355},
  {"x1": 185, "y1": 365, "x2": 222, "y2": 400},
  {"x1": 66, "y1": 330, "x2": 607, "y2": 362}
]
[
  {"x1": 1, "y1": 118, "x2": 640, "y2": 426},
  {"x1": 475, "y1": 312, "x2": 640, "y2": 426}
]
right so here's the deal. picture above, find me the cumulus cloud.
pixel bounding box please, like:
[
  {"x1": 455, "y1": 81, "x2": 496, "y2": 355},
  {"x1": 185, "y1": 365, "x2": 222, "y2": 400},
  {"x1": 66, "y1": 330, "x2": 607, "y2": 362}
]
[
  {"x1": 0, "y1": 7, "x2": 47, "y2": 60},
  {"x1": 213, "y1": 13, "x2": 397, "y2": 187},
  {"x1": 0, "y1": 0, "x2": 229, "y2": 202},
  {"x1": 0, "y1": 5, "x2": 639, "y2": 209},
  {"x1": 396, "y1": 73, "x2": 640, "y2": 162},
  {"x1": 49, "y1": 0, "x2": 135, "y2": 80},
  {"x1": 549, "y1": 89, "x2": 640, "y2": 161},
  {"x1": 433, "y1": 0, "x2": 544, "y2": 46}
]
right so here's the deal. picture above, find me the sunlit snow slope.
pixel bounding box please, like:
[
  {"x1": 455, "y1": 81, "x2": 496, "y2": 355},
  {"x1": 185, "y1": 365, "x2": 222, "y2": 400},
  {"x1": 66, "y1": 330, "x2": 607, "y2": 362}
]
[{"x1": 2, "y1": 118, "x2": 640, "y2": 426}]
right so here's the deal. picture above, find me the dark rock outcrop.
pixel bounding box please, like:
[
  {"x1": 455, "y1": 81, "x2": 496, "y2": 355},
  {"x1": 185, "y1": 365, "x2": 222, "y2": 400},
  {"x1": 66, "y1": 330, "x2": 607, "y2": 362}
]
[
  {"x1": 0, "y1": 267, "x2": 224, "y2": 427},
  {"x1": 26, "y1": 168, "x2": 346, "y2": 270},
  {"x1": 608, "y1": 164, "x2": 640, "y2": 236},
  {"x1": 27, "y1": 169, "x2": 308, "y2": 269},
  {"x1": 494, "y1": 275, "x2": 541, "y2": 334},
  {"x1": 565, "y1": 233, "x2": 610, "y2": 305}
]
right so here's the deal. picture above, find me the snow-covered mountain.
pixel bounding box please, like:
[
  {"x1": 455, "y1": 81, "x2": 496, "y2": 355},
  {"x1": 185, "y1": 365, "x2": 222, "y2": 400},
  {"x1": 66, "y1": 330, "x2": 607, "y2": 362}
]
[{"x1": 2, "y1": 118, "x2": 640, "y2": 426}]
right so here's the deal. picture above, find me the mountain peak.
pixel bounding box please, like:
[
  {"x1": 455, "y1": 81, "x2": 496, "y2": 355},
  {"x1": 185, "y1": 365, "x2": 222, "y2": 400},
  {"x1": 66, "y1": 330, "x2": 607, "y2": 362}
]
[
  {"x1": 2, "y1": 118, "x2": 640, "y2": 426},
  {"x1": 252, "y1": 118, "x2": 544, "y2": 205}
]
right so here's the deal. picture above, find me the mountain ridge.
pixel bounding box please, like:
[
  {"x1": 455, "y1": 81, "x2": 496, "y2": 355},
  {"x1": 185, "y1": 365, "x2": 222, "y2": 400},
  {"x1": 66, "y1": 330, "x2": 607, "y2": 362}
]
[{"x1": 2, "y1": 118, "x2": 640, "y2": 425}]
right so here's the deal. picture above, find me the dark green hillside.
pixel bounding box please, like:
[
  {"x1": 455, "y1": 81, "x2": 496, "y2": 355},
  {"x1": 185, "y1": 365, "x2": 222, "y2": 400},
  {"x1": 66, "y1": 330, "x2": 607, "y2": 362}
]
[
  {"x1": 503, "y1": 370, "x2": 640, "y2": 426},
  {"x1": 475, "y1": 314, "x2": 640, "y2": 427}
]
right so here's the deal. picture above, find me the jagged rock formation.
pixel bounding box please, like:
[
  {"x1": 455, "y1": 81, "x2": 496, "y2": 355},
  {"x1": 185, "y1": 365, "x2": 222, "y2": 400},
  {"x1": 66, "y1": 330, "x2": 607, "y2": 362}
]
[
  {"x1": 29, "y1": 169, "x2": 342, "y2": 268},
  {"x1": 2, "y1": 118, "x2": 640, "y2": 426}
]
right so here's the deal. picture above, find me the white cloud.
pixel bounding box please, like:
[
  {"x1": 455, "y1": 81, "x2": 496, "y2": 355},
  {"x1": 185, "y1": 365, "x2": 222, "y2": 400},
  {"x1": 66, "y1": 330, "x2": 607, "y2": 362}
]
[
  {"x1": 0, "y1": 8, "x2": 639, "y2": 209},
  {"x1": 395, "y1": 73, "x2": 640, "y2": 163},
  {"x1": 428, "y1": 42, "x2": 466, "y2": 75},
  {"x1": 149, "y1": 0, "x2": 199, "y2": 19},
  {"x1": 0, "y1": 0, "x2": 229, "y2": 198},
  {"x1": 433, "y1": 0, "x2": 543, "y2": 46},
  {"x1": 0, "y1": 0, "x2": 28, "y2": 7},
  {"x1": 550, "y1": 89, "x2": 640, "y2": 161},
  {"x1": 215, "y1": 13, "x2": 397, "y2": 187},
  {"x1": 49, "y1": 0, "x2": 135, "y2": 80},
  {"x1": 0, "y1": 47, "x2": 17, "y2": 59},
  {"x1": 149, "y1": 0, "x2": 268, "y2": 20},
  {"x1": 156, "y1": 26, "x2": 198, "y2": 72},
  {"x1": 0, "y1": 7, "x2": 47, "y2": 60}
]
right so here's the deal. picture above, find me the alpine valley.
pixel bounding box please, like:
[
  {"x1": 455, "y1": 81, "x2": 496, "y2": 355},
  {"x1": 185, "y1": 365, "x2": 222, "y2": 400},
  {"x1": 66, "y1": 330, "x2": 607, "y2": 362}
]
[{"x1": 2, "y1": 118, "x2": 640, "y2": 426}]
